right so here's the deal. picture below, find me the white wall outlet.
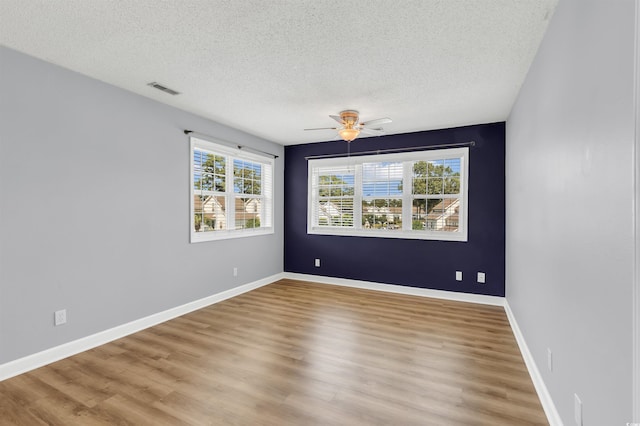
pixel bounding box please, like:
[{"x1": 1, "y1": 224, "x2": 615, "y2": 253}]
[
  {"x1": 477, "y1": 272, "x2": 486, "y2": 283},
  {"x1": 233, "y1": 267, "x2": 238, "y2": 277},
  {"x1": 574, "y1": 394, "x2": 582, "y2": 425},
  {"x1": 315, "y1": 258, "x2": 320, "y2": 267},
  {"x1": 54, "y1": 309, "x2": 67, "y2": 326},
  {"x1": 455, "y1": 271, "x2": 463, "y2": 281},
  {"x1": 547, "y1": 348, "x2": 553, "y2": 371}
]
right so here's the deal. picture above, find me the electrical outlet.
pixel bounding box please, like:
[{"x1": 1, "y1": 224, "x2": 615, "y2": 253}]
[
  {"x1": 54, "y1": 309, "x2": 67, "y2": 326},
  {"x1": 315, "y1": 258, "x2": 320, "y2": 267},
  {"x1": 547, "y1": 348, "x2": 553, "y2": 371},
  {"x1": 477, "y1": 272, "x2": 486, "y2": 283},
  {"x1": 574, "y1": 394, "x2": 582, "y2": 425},
  {"x1": 455, "y1": 271, "x2": 463, "y2": 281},
  {"x1": 233, "y1": 267, "x2": 238, "y2": 277}
]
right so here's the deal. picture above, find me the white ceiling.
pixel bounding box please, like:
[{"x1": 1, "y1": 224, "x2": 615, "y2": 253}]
[{"x1": 0, "y1": 0, "x2": 557, "y2": 145}]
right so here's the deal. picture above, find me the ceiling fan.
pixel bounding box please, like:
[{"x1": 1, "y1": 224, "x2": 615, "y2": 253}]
[{"x1": 304, "y1": 110, "x2": 392, "y2": 142}]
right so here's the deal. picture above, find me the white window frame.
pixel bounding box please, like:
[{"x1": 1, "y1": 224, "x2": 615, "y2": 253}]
[
  {"x1": 191, "y1": 136, "x2": 274, "y2": 242},
  {"x1": 307, "y1": 147, "x2": 469, "y2": 242}
]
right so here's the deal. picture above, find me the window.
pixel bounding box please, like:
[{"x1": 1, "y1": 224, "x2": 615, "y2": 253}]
[
  {"x1": 315, "y1": 166, "x2": 355, "y2": 227},
  {"x1": 308, "y1": 147, "x2": 468, "y2": 241},
  {"x1": 191, "y1": 137, "x2": 273, "y2": 242}
]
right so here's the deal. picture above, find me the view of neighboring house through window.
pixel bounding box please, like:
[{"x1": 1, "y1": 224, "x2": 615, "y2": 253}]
[
  {"x1": 308, "y1": 147, "x2": 468, "y2": 241},
  {"x1": 411, "y1": 158, "x2": 462, "y2": 232},
  {"x1": 191, "y1": 137, "x2": 273, "y2": 242},
  {"x1": 362, "y1": 161, "x2": 403, "y2": 231}
]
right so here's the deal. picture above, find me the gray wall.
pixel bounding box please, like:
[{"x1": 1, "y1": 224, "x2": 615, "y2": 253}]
[
  {"x1": 506, "y1": 0, "x2": 636, "y2": 424},
  {"x1": 0, "y1": 46, "x2": 284, "y2": 364}
]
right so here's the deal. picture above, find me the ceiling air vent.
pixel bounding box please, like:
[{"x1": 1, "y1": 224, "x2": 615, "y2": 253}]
[{"x1": 147, "y1": 82, "x2": 180, "y2": 95}]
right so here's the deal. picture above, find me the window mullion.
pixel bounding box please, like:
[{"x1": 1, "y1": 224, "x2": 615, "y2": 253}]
[
  {"x1": 402, "y1": 161, "x2": 412, "y2": 231},
  {"x1": 226, "y1": 156, "x2": 235, "y2": 230},
  {"x1": 354, "y1": 164, "x2": 362, "y2": 230}
]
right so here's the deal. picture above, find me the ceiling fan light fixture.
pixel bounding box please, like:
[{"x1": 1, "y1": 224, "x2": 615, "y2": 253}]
[{"x1": 338, "y1": 128, "x2": 360, "y2": 142}]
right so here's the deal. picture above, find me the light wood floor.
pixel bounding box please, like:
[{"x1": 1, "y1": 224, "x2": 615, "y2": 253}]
[{"x1": 0, "y1": 279, "x2": 548, "y2": 425}]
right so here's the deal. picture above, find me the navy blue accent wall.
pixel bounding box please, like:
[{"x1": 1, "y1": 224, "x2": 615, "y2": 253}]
[{"x1": 284, "y1": 122, "x2": 505, "y2": 297}]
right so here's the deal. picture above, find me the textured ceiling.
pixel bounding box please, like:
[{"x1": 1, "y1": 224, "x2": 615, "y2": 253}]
[{"x1": 0, "y1": 0, "x2": 557, "y2": 145}]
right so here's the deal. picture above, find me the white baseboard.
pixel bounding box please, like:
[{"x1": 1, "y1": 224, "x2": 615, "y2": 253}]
[
  {"x1": 504, "y1": 301, "x2": 562, "y2": 426},
  {"x1": 283, "y1": 272, "x2": 506, "y2": 306},
  {"x1": 0, "y1": 272, "x2": 284, "y2": 382}
]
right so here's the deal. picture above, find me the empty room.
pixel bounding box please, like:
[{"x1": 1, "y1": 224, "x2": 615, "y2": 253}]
[{"x1": 0, "y1": 1, "x2": 638, "y2": 425}]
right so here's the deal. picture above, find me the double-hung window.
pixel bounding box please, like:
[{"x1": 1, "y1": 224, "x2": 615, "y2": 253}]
[
  {"x1": 308, "y1": 147, "x2": 468, "y2": 241},
  {"x1": 191, "y1": 137, "x2": 273, "y2": 242},
  {"x1": 315, "y1": 166, "x2": 355, "y2": 227}
]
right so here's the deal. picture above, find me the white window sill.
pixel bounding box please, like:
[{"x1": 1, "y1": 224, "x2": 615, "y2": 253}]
[
  {"x1": 191, "y1": 228, "x2": 274, "y2": 243},
  {"x1": 307, "y1": 227, "x2": 467, "y2": 242}
]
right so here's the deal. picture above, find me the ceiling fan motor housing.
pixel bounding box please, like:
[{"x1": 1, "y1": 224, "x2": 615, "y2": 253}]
[{"x1": 339, "y1": 110, "x2": 360, "y2": 127}]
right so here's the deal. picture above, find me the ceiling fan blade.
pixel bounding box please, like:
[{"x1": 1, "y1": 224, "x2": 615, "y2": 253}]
[
  {"x1": 329, "y1": 115, "x2": 345, "y2": 125},
  {"x1": 360, "y1": 127, "x2": 384, "y2": 135},
  {"x1": 361, "y1": 117, "x2": 392, "y2": 127},
  {"x1": 304, "y1": 127, "x2": 338, "y2": 131}
]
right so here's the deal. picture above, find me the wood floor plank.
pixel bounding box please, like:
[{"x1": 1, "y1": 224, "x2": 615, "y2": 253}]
[{"x1": 0, "y1": 279, "x2": 548, "y2": 425}]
